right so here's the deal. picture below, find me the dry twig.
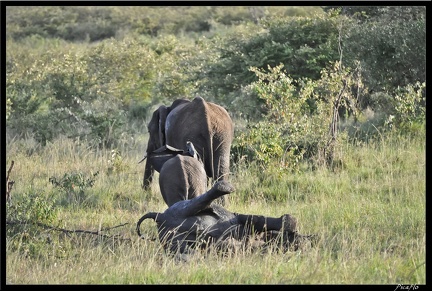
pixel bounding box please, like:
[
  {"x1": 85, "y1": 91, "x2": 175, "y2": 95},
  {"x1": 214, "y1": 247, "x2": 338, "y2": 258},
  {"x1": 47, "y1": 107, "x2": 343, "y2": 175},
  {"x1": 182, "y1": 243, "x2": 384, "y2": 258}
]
[
  {"x1": 5, "y1": 220, "x2": 132, "y2": 241},
  {"x1": 6, "y1": 160, "x2": 15, "y2": 203}
]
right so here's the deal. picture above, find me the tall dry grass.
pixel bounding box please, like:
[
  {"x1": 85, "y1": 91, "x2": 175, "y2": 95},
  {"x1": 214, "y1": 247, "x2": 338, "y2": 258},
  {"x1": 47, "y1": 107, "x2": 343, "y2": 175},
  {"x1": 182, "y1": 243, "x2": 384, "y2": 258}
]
[{"x1": 5, "y1": 130, "x2": 425, "y2": 284}]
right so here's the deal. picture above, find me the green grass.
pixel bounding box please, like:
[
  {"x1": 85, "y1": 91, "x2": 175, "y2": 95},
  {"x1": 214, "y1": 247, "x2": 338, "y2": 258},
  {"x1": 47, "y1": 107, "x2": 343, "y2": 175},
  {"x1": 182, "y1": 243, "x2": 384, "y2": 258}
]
[{"x1": 5, "y1": 130, "x2": 425, "y2": 284}]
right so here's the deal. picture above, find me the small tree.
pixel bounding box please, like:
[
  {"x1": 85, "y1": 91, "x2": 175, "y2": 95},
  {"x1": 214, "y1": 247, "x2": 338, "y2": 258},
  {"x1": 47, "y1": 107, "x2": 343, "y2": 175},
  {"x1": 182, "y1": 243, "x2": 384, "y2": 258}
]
[{"x1": 232, "y1": 61, "x2": 362, "y2": 172}]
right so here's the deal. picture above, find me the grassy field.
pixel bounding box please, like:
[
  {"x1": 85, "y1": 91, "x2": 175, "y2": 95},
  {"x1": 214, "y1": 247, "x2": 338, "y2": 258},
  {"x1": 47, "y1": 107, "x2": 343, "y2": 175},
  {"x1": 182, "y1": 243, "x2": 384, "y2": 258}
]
[{"x1": 5, "y1": 129, "x2": 425, "y2": 284}]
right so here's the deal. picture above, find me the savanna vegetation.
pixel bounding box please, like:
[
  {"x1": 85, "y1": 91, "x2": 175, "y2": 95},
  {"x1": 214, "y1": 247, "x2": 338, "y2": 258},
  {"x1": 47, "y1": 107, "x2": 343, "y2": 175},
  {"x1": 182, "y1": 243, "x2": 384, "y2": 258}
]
[{"x1": 5, "y1": 5, "x2": 425, "y2": 284}]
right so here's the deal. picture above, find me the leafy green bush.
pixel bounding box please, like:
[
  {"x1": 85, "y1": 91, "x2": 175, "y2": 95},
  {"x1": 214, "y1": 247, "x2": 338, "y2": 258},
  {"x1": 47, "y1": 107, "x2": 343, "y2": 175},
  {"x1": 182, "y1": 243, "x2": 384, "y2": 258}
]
[
  {"x1": 6, "y1": 36, "x2": 160, "y2": 147},
  {"x1": 190, "y1": 13, "x2": 340, "y2": 118},
  {"x1": 49, "y1": 171, "x2": 99, "y2": 204},
  {"x1": 78, "y1": 96, "x2": 128, "y2": 148},
  {"x1": 6, "y1": 189, "x2": 59, "y2": 259},
  {"x1": 232, "y1": 61, "x2": 361, "y2": 172},
  {"x1": 342, "y1": 6, "x2": 426, "y2": 105},
  {"x1": 385, "y1": 82, "x2": 426, "y2": 132},
  {"x1": 353, "y1": 81, "x2": 426, "y2": 137},
  {"x1": 6, "y1": 191, "x2": 58, "y2": 225},
  {"x1": 148, "y1": 35, "x2": 196, "y2": 101}
]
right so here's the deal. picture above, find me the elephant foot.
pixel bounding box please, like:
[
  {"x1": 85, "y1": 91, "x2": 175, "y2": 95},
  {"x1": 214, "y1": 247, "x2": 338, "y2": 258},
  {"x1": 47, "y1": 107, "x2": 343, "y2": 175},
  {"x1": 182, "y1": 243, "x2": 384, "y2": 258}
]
[
  {"x1": 281, "y1": 214, "x2": 297, "y2": 234},
  {"x1": 213, "y1": 181, "x2": 235, "y2": 194}
]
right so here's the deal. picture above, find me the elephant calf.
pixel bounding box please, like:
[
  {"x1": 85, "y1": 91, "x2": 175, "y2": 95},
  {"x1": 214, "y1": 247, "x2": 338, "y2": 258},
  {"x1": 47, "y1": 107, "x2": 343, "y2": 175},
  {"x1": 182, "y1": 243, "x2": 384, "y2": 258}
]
[
  {"x1": 137, "y1": 181, "x2": 309, "y2": 255},
  {"x1": 159, "y1": 153, "x2": 207, "y2": 207},
  {"x1": 145, "y1": 141, "x2": 208, "y2": 207}
]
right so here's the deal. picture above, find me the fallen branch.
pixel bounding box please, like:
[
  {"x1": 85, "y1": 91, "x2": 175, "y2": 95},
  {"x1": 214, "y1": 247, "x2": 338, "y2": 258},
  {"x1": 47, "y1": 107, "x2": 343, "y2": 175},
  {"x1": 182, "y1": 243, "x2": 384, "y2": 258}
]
[{"x1": 6, "y1": 220, "x2": 133, "y2": 241}]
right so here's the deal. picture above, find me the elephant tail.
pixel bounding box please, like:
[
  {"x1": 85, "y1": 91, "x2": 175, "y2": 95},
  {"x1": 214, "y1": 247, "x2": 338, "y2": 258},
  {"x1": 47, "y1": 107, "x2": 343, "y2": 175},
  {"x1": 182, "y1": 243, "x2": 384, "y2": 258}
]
[
  {"x1": 136, "y1": 212, "x2": 159, "y2": 238},
  {"x1": 205, "y1": 123, "x2": 215, "y2": 181}
]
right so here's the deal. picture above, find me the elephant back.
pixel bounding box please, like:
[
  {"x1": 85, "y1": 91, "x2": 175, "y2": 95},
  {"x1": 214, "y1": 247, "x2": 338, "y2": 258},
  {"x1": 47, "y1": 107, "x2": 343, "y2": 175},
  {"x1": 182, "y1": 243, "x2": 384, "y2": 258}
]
[{"x1": 159, "y1": 154, "x2": 207, "y2": 207}]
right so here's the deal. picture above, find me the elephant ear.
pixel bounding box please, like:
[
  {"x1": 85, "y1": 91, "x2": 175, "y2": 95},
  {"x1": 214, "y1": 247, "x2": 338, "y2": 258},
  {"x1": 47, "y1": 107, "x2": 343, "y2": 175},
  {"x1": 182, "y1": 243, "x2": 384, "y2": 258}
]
[
  {"x1": 148, "y1": 145, "x2": 185, "y2": 172},
  {"x1": 157, "y1": 105, "x2": 168, "y2": 146},
  {"x1": 148, "y1": 153, "x2": 175, "y2": 172}
]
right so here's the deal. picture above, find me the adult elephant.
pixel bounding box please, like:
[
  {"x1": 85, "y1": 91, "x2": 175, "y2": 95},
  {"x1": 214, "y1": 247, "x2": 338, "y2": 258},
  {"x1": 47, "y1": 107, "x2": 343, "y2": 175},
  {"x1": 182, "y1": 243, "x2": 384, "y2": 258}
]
[{"x1": 141, "y1": 96, "x2": 234, "y2": 194}]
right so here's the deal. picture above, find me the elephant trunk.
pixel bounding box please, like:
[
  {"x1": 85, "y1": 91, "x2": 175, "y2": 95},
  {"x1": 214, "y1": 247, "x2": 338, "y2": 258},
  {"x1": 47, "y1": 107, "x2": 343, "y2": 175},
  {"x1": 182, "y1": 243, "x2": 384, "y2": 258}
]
[{"x1": 142, "y1": 158, "x2": 154, "y2": 190}]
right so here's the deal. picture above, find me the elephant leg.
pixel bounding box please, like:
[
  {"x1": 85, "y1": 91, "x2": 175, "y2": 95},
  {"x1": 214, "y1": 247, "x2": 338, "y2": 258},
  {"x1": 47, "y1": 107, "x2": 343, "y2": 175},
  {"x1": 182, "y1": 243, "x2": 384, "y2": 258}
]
[{"x1": 173, "y1": 181, "x2": 235, "y2": 218}]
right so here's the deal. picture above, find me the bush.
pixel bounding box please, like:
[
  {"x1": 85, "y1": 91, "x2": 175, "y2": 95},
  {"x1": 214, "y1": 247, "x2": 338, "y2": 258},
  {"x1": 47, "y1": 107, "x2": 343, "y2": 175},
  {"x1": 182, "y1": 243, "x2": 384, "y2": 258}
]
[
  {"x1": 6, "y1": 189, "x2": 59, "y2": 259},
  {"x1": 384, "y1": 82, "x2": 426, "y2": 132},
  {"x1": 190, "y1": 14, "x2": 340, "y2": 118},
  {"x1": 6, "y1": 36, "x2": 159, "y2": 147},
  {"x1": 233, "y1": 61, "x2": 362, "y2": 172},
  {"x1": 49, "y1": 171, "x2": 99, "y2": 204},
  {"x1": 342, "y1": 6, "x2": 426, "y2": 104}
]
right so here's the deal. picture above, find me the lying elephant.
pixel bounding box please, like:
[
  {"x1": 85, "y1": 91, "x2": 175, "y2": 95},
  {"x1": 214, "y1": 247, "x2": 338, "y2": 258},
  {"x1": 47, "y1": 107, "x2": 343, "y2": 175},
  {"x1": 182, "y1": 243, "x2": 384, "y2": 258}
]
[{"x1": 137, "y1": 180, "x2": 308, "y2": 255}]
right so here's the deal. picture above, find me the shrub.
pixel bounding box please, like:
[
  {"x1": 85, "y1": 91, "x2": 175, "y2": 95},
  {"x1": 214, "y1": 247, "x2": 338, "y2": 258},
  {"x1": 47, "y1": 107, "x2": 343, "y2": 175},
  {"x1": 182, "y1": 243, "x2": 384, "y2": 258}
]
[
  {"x1": 49, "y1": 171, "x2": 99, "y2": 204},
  {"x1": 232, "y1": 61, "x2": 362, "y2": 172},
  {"x1": 385, "y1": 82, "x2": 426, "y2": 132},
  {"x1": 6, "y1": 189, "x2": 58, "y2": 259},
  {"x1": 192, "y1": 13, "x2": 340, "y2": 116},
  {"x1": 341, "y1": 6, "x2": 426, "y2": 106}
]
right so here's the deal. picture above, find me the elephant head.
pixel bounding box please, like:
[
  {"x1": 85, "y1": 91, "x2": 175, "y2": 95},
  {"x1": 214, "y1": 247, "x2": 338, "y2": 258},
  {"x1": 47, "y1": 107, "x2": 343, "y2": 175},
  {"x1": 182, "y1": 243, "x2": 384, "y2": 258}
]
[{"x1": 141, "y1": 97, "x2": 234, "y2": 202}]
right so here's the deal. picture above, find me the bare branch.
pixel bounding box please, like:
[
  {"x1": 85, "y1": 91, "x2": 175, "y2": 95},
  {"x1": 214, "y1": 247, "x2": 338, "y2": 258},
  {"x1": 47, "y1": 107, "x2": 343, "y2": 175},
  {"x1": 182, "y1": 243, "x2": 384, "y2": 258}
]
[
  {"x1": 6, "y1": 220, "x2": 132, "y2": 241},
  {"x1": 6, "y1": 160, "x2": 15, "y2": 203}
]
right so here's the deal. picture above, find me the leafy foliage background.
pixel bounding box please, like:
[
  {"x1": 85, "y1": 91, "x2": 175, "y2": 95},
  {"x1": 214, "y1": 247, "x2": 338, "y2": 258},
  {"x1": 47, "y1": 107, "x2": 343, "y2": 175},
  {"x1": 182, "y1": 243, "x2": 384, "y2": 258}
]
[{"x1": 6, "y1": 5, "x2": 426, "y2": 166}]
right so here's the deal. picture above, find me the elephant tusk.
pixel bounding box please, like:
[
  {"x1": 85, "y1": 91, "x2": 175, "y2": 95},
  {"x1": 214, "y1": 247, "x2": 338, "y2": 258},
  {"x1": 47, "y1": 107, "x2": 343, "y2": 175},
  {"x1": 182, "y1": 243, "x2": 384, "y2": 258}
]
[{"x1": 138, "y1": 154, "x2": 147, "y2": 164}]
